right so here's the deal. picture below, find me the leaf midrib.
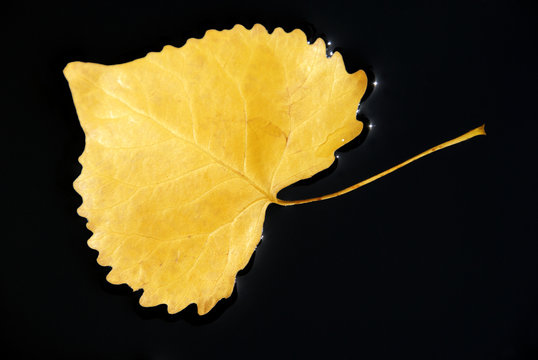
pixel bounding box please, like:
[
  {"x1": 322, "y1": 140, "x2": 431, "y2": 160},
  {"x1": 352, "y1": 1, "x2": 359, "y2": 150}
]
[{"x1": 77, "y1": 73, "x2": 275, "y2": 202}]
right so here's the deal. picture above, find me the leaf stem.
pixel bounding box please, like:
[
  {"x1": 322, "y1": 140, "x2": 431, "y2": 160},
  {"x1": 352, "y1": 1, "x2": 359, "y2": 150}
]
[{"x1": 275, "y1": 124, "x2": 486, "y2": 206}]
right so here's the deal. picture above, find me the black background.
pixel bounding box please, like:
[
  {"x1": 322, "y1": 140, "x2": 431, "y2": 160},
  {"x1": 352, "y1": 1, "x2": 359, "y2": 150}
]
[{"x1": 4, "y1": 0, "x2": 537, "y2": 359}]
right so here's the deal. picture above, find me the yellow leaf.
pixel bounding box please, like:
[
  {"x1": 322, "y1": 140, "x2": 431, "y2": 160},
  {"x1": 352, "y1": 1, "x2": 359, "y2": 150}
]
[{"x1": 65, "y1": 24, "x2": 485, "y2": 315}]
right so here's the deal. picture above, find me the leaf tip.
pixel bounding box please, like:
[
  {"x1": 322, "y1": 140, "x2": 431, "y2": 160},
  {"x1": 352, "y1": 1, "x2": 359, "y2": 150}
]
[
  {"x1": 63, "y1": 61, "x2": 91, "y2": 82},
  {"x1": 63, "y1": 61, "x2": 77, "y2": 79}
]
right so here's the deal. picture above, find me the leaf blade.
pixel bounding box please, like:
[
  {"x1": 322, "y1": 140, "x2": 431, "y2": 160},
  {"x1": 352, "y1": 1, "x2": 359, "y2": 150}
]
[{"x1": 65, "y1": 24, "x2": 367, "y2": 314}]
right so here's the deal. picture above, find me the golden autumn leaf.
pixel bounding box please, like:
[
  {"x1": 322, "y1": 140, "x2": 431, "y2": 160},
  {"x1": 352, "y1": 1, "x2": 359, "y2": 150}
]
[{"x1": 65, "y1": 24, "x2": 485, "y2": 315}]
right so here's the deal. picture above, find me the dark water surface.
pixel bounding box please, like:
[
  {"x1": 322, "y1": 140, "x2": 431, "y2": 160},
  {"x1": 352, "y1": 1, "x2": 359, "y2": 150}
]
[{"x1": 4, "y1": 0, "x2": 537, "y2": 359}]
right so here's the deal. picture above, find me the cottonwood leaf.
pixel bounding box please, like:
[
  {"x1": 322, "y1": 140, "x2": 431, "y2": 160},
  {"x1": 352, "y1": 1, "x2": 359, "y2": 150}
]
[{"x1": 65, "y1": 24, "x2": 485, "y2": 315}]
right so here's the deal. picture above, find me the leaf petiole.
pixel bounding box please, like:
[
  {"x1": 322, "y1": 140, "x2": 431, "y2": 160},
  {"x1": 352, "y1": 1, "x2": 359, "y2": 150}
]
[{"x1": 275, "y1": 124, "x2": 486, "y2": 206}]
